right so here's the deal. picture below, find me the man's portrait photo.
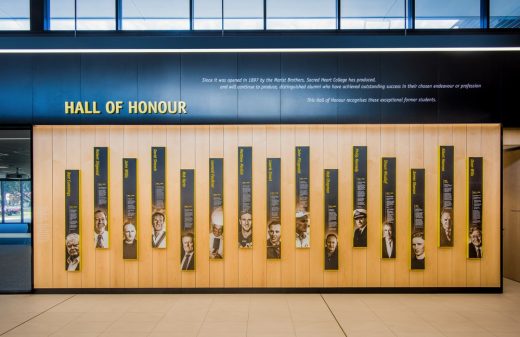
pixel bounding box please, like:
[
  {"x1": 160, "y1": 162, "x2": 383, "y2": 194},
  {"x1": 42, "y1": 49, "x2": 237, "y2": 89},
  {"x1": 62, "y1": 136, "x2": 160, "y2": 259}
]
[
  {"x1": 66, "y1": 233, "x2": 80, "y2": 271},
  {"x1": 324, "y1": 233, "x2": 338, "y2": 270},
  {"x1": 468, "y1": 226, "x2": 483, "y2": 258},
  {"x1": 353, "y1": 208, "x2": 367, "y2": 247},
  {"x1": 382, "y1": 222, "x2": 396, "y2": 258},
  {"x1": 267, "y1": 221, "x2": 281, "y2": 259},
  {"x1": 295, "y1": 209, "x2": 310, "y2": 248},
  {"x1": 411, "y1": 231, "x2": 425, "y2": 269},
  {"x1": 123, "y1": 222, "x2": 137, "y2": 259},
  {"x1": 209, "y1": 207, "x2": 223, "y2": 259},
  {"x1": 440, "y1": 208, "x2": 453, "y2": 247},
  {"x1": 94, "y1": 209, "x2": 109, "y2": 249},
  {"x1": 151, "y1": 211, "x2": 166, "y2": 248},
  {"x1": 238, "y1": 211, "x2": 252, "y2": 248},
  {"x1": 181, "y1": 232, "x2": 195, "y2": 270}
]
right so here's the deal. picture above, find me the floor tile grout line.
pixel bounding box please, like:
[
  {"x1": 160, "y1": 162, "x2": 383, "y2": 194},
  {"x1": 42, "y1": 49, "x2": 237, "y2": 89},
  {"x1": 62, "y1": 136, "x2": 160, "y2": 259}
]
[
  {"x1": 195, "y1": 295, "x2": 215, "y2": 337},
  {"x1": 0, "y1": 295, "x2": 76, "y2": 336},
  {"x1": 320, "y1": 293, "x2": 348, "y2": 337}
]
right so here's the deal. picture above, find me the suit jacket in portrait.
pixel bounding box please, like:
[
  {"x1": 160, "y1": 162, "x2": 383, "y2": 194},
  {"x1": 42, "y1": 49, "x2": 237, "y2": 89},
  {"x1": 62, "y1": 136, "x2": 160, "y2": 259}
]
[
  {"x1": 353, "y1": 227, "x2": 367, "y2": 247},
  {"x1": 439, "y1": 227, "x2": 453, "y2": 247},
  {"x1": 181, "y1": 251, "x2": 195, "y2": 270},
  {"x1": 123, "y1": 240, "x2": 138, "y2": 259},
  {"x1": 468, "y1": 243, "x2": 482, "y2": 258},
  {"x1": 411, "y1": 255, "x2": 425, "y2": 270},
  {"x1": 325, "y1": 248, "x2": 338, "y2": 270},
  {"x1": 382, "y1": 238, "x2": 396, "y2": 258}
]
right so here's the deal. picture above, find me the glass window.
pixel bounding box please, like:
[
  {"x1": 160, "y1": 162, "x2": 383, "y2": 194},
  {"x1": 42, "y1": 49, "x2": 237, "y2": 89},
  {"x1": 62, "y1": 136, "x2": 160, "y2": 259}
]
[
  {"x1": 194, "y1": 0, "x2": 222, "y2": 30},
  {"x1": 491, "y1": 0, "x2": 520, "y2": 28},
  {"x1": 2, "y1": 181, "x2": 21, "y2": 223},
  {"x1": 415, "y1": 0, "x2": 480, "y2": 29},
  {"x1": 49, "y1": 0, "x2": 75, "y2": 30},
  {"x1": 267, "y1": 0, "x2": 337, "y2": 29},
  {"x1": 22, "y1": 181, "x2": 31, "y2": 223},
  {"x1": 0, "y1": 0, "x2": 29, "y2": 30},
  {"x1": 49, "y1": 0, "x2": 116, "y2": 30},
  {"x1": 341, "y1": 0, "x2": 405, "y2": 29},
  {"x1": 224, "y1": 0, "x2": 263, "y2": 30},
  {"x1": 0, "y1": 130, "x2": 31, "y2": 224},
  {"x1": 122, "y1": 0, "x2": 189, "y2": 30}
]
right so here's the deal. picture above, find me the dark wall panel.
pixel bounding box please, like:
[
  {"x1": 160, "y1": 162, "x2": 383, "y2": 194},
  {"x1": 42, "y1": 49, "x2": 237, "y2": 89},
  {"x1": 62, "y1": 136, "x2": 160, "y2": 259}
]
[{"x1": 0, "y1": 55, "x2": 33, "y2": 124}]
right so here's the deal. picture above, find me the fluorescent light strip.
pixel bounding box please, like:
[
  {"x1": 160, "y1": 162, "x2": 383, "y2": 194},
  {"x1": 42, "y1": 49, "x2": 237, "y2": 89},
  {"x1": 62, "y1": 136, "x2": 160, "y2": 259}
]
[{"x1": 0, "y1": 47, "x2": 519, "y2": 53}]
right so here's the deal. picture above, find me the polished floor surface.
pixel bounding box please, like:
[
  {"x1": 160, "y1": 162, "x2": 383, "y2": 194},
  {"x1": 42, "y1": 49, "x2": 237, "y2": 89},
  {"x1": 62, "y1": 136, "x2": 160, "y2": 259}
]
[{"x1": 0, "y1": 279, "x2": 519, "y2": 337}]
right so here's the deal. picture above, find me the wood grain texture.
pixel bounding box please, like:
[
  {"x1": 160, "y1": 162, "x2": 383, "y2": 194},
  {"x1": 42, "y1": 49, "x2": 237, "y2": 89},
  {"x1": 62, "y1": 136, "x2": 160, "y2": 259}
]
[{"x1": 33, "y1": 124, "x2": 501, "y2": 289}]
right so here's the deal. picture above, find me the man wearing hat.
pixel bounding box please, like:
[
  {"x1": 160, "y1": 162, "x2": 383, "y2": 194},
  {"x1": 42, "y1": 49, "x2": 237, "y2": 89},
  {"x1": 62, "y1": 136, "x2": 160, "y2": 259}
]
[
  {"x1": 295, "y1": 209, "x2": 310, "y2": 248},
  {"x1": 209, "y1": 207, "x2": 224, "y2": 259},
  {"x1": 353, "y1": 209, "x2": 367, "y2": 247}
]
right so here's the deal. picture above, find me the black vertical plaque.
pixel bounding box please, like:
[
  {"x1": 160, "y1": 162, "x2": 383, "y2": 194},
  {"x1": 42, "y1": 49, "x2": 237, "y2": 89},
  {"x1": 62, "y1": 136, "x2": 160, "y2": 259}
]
[
  {"x1": 468, "y1": 157, "x2": 483, "y2": 259},
  {"x1": 238, "y1": 147, "x2": 253, "y2": 248},
  {"x1": 123, "y1": 158, "x2": 138, "y2": 260},
  {"x1": 94, "y1": 147, "x2": 109, "y2": 249},
  {"x1": 324, "y1": 169, "x2": 339, "y2": 270},
  {"x1": 295, "y1": 146, "x2": 310, "y2": 248},
  {"x1": 65, "y1": 170, "x2": 80, "y2": 271},
  {"x1": 181, "y1": 169, "x2": 196, "y2": 270},
  {"x1": 382, "y1": 158, "x2": 396, "y2": 259},
  {"x1": 151, "y1": 147, "x2": 166, "y2": 249},
  {"x1": 353, "y1": 146, "x2": 368, "y2": 248},
  {"x1": 411, "y1": 169, "x2": 425, "y2": 270},
  {"x1": 267, "y1": 158, "x2": 281, "y2": 259},
  {"x1": 439, "y1": 146, "x2": 454, "y2": 247},
  {"x1": 209, "y1": 158, "x2": 224, "y2": 259}
]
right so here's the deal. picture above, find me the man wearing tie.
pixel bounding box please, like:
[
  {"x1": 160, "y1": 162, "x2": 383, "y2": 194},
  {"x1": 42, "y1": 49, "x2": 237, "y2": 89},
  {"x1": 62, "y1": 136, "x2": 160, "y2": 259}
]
[
  {"x1": 181, "y1": 232, "x2": 195, "y2": 270},
  {"x1": 94, "y1": 209, "x2": 109, "y2": 248},
  {"x1": 382, "y1": 222, "x2": 396, "y2": 258},
  {"x1": 353, "y1": 209, "x2": 367, "y2": 247},
  {"x1": 468, "y1": 227, "x2": 483, "y2": 258}
]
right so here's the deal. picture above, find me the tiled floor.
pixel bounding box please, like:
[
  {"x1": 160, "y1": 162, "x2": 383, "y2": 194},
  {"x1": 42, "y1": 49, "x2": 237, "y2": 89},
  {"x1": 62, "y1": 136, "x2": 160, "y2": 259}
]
[{"x1": 1, "y1": 279, "x2": 519, "y2": 337}]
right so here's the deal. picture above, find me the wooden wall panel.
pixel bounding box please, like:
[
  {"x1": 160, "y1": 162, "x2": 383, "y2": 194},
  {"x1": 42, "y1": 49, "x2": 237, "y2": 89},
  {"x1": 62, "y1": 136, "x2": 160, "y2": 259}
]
[
  {"x1": 123, "y1": 126, "x2": 139, "y2": 288},
  {"x1": 338, "y1": 125, "x2": 353, "y2": 287},
  {"x1": 395, "y1": 125, "x2": 410, "y2": 287},
  {"x1": 410, "y1": 125, "x2": 424, "y2": 287},
  {"x1": 66, "y1": 126, "x2": 82, "y2": 288},
  {"x1": 366, "y1": 125, "x2": 381, "y2": 287},
  {"x1": 33, "y1": 124, "x2": 501, "y2": 289},
  {"x1": 481, "y1": 125, "x2": 501, "y2": 287},
  {"x1": 380, "y1": 125, "x2": 396, "y2": 287},
  {"x1": 309, "y1": 126, "x2": 324, "y2": 287},
  {"x1": 152, "y1": 126, "x2": 168, "y2": 288},
  {"x1": 33, "y1": 126, "x2": 53, "y2": 288},
  {"x1": 223, "y1": 126, "x2": 239, "y2": 287},
  {"x1": 294, "y1": 126, "x2": 310, "y2": 287},
  {"x1": 109, "y1": 126, "x2": 124, "y2": 288},
  {"x1": 166, "y1": 126, "x2": 181, "y2": 288},
  {"x1": 95, "y1": 127, "x2": 111, "y2": 288},
  {"x1": 266, "y1": 125, "x2": 281, "y2": 287},
  {"x1": 323, "y1": 125, "x2": 338, "y2": 288},
  {"x1": 281, "y1": 126, "x2": 295, "y2": 287},
  {"x1": 195, "y1": 126, "x2": 210, "y2": 287},
  {"x1": 438, "y1": 125, "x2": 454, "y2": 287},
  {"x1": 423, "y1": 125, "x2": 438, "y2": 287},
  {"x1": 209, "y1": 126, "x2": 225, "y2": 288},
  {"x1": 466, "y1": 125, "x2": 482, "y2": 287},
  {"x1": 453, "y1": 125, "x2": 468, "y2": 287},
  {"x1": 351, "y1": 125, "x2": 367, "y2": 287},
  {"x1": 137, "y1": 126, "x2": 153, "y2": 288},
  {"x1": 251, "y1": 126, "x2": 266, "y2": 287},
  {"x1": 52, "y1": 127, "x2": 67, "y2": 288},
  {"x1": 180, "y1": 126, "x2": 196, "y2": 288}
]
